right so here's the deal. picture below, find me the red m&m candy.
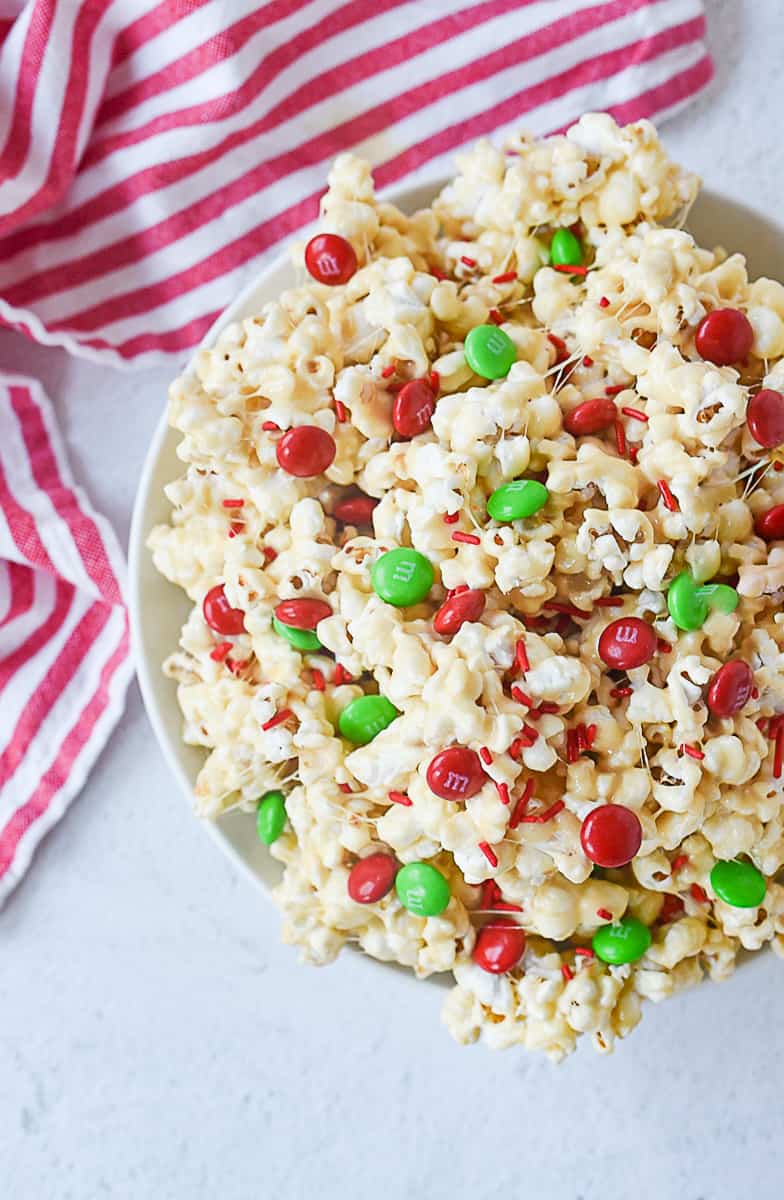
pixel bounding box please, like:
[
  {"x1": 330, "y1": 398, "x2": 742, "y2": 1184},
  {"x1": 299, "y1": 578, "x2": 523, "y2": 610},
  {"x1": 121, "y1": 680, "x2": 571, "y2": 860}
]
[
  {"x1": 426, "y1": 747, "x2": 486, "y2": 800},
  {"x1": 598, "y1": 617, "x2": 657, "y2": 670},
  {"x1": 433, "y1": 589, "x2": 486, "y2": 635},
  {"x1": 203, "y1": 584, "x2": 245, "y2": 635},
  {"x1": 274, "y1": 598, "x2": 332, "y2": 630},
  {"x1": 333, "y1": 494, "x2": 378, "y2": 525},
  {"x1": 564, "y1": 398, "x2": 617, "y2": 436},
  {"x1": 747, "y1": 389, "x2": 784, "y2": 448},
  {"x1": 706, "y1": 660, "x2": 754, "y2": 717},
  {"x1": 392, "y1": 379, "x2": 436, "y2": 438},
  {"x1": 755, "y1": 503, "x2": 784, "y2": 540},
  {"x1": 276, "y1": 425, "x2": 336, "y2": 477},
  {"x1": 304, "y1": 233, "x2": 357, "y2": 285},
  {"x1": 580, "y1": 804, "x2": 642, "y2": 868},
  {"x1": 695, "y1": 308, "x2": 753, "y2": 366},
  {"x1": 472, "y1": 919, "x2": 526, "y2": 974},
  {"x1": 347, "y1": 853, "x2": 398, "y2": 904}
]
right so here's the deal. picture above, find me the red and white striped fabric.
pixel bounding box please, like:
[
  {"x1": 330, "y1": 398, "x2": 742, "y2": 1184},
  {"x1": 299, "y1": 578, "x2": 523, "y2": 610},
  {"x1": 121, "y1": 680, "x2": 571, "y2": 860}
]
[
  {"x1": 0, "y1": 374, "x2": 132, "y2": 904},
  {"x1": 0, "y1": 0, "x2": 712, "y2": 367},
  {"x1": 0, "y1": 0, "x2": 712, "y2": 900}
]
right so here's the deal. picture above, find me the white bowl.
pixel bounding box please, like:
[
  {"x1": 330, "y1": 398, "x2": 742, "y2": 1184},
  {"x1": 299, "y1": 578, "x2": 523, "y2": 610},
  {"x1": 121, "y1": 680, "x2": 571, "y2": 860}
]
[{"x1": 129, "y1": 182, "x2": 784, "y2": 897}]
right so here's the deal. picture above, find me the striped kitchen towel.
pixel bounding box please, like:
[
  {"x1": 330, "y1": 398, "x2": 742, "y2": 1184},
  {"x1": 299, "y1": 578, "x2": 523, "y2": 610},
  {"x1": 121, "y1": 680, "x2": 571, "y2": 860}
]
[
  {"x1": 0, "y1": 0, "x2": 712, "y2": 901},
  {"x1": 0, "y1": 375, "x2": 132, "y2": 904}
]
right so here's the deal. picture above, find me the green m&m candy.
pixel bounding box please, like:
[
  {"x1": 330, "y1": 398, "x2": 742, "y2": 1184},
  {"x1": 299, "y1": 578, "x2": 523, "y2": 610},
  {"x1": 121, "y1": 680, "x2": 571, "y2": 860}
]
[
  {"x1": 710, "y1": 860, "x2": 767, "y2": 908},
  {"x1": 272, "y1": 614, "x2": 322, "y2": 651},
  {"x1": 487, "y1": 479, "x2": 549, "y2": 522},
  {"x1": 549, "y1": 227, "x2": 583, "y2": 267},
  {"x1": 395, "y1": 861, "x2": 451, "y2": 917},
  {"x1": 667, "y1": 571, "x2": 739, "y2": 632},
  {"x1": 256, "y1": 790, "x2": 287, "y2": 845},
  {"x1": 372, "y1": 547, "x2": 434, "y2": 607},
  {"x1": 592, "y1": 916, "x2": 651, "y2": 965},
  {"x1": 464, "y1": 324, "x2": 517, "y2": 380},
  {"x1": 338, "y1": 694, "x2": 399, "y2": 745}
]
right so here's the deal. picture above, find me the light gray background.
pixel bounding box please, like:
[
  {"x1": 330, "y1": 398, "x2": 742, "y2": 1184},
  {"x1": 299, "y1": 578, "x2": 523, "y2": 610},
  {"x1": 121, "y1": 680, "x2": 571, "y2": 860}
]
[{"x1": 2, "y1": 3, "x2": 781, "y2": 1198}]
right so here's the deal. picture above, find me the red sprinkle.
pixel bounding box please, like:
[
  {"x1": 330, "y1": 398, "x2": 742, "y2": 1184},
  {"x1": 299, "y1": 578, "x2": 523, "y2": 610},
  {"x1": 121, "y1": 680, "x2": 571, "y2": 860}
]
[
  {"x1": 547, "y1": 332, "x2": 569, "y2": 363},
  {"x1": 431, "y1": 266, "x2": 449, "y2": 281},
  {"x1": 520, "y1": 799, "x2": 565, "y2": 824},
  {"x1": 657, "y1": 894, "x2": 685, "y2": 924},
  {"x1": 757, "y1": 717, "x2": 769, "y2": 735},
  {"x1": 751, "y1": 687, "x2": 760, "y2": 699},
  {"x1": 262, "y1": 707, "x2": 293, "y2": 732},
  {"x1": 443, "y1": 511, "x2": 460, "y2": 524},
  {"x1": 478, "y1": 841, "x2": 498, "y2": 867},
  {"x1": 657, "y1": 638, "x2": 672, "y2": 654},
  {"x1": 311, "y1": 668, "x2": 325, "y2": 692},
  {"x1": 574, "y1": 947, "x2": 595, "y2": 959},
  {"x1": 492, "y1": 270, "x2": 517, "y2": 284},
  {"x1": 515, "y1": 640, "x2": 530, "y2": 674},
  {"x1": 595, "y1": 596, "x2": 625, "y2": 607},
  {"x1": 585, "y1": 723, "x2": 598, "y2": 747},
  {"x1": 261, "y1": 420, "x2": 280, "y2": 431},
  {"x1": 334, "y1": 399, "x2": 348, "y2": 422},
  {"x1": 222, "y1": 498, "x2": 244, "y2": 508},
  {"x1": 628, "y1": 446, "x2": 639, "y2": 465},
  {"x1": 610, "y1": 686, "x2": 633, "y2": 698},
  {"x1": 543, "y1": 601, "x2": 590, "y2": 619},
  {"x1": 775, "y1": 723, "x2": 784, "y2": 779},
  {"x1": 776, "y1": 461, "x2": 784, "y2": 472},
  {"x1": 429, "y1": 371, "x2": 440, "y2": 392},
  {"x1": 582, "y1": 355, "x2": 594, "y2": 367},
  {"x1": 209, "y1": 642, "x2": 232, "y2": 662},
  {"x1": 599, "y1": 296, "x2": 610, "y2": 308},
  {"x1": 509, "y1": 779, "x2": 535, "y2": 829},
  {"x1": 381, "y1": 363, "x2": 396, "y2": 378},
  {"x1": 495, "y1": 781, "x2": 510, "y2": 806},
  {"x1": 460, "y1": 255, "x2": 477, "y2": 267},
  {"x1": 527, "y1": 702, "x2": 559, "y2": 719},
  {"x1": 452, "y1": 531, "x2": 481, "y2": 545},
  {"x1": 488, "y1": 308, "x2": 504, "y2": 325},
  {"x1": 596, "y1": 908, "x2": 613, "y2": 921},
  {"x1": 605, "y1": 384, "x2": 626, "y2": 396},
  {"x1": 561, "y1": 963, "x2": 574, "y2": 983},
  {"x1": 511, "y1": 687, "x2": 533, "y2": 706},
  {"x1": 226, "y1": 658, "x2": 248, "y2": 676},
  {"x1": 657, "y1": 479, "x2": 679, "y2": 511},
  {"x1": 333, "y1": 664, "x2": 352, "y2": 686},
  {"x1": 228, "y1": 521, "x2": 245, "y2": 538},
  {"x1": 621, "y1": 407, "x2": 648, "y2": 422},
  {"x1": 690, "y1": 883, "x2": 708, "y2": 903},
  {"x1": 388, "y1": 790, "x2": 413, "y2": 807},
  {"x1": 576, "y1": 724, "x2": 589, "y2": 753},
  {"x1": 479, "y1": 746, "x2": 493, "y2": 765},
  {"x1": 494, "y1": 901, "x2": 523, "y2": 913},
  {"x1": 480, "y1": 879, "x2": 502, "y2": 910},
  {"x1": 554, "y1": 263, "x2": 588, "y2": 276},
  {"x1": 681, "y1": 744, "x2": 705, "y2": 760},
  {"x1": 615, "y1": 419, "x2": 627, "y2": 457},
  {"x1": 263, "y1": 546, "x2": 278, "y2": 563},
  {"x1": 671, "y1": 854, "x2": 690, "y2": 873},
  {"x1": 521, "y1": 723, "x2": 539, "y2": 743},
  {"x1": 338, "y1": 783, "x2": 353, "y2": 794},
  {"x1": 566, "y1": 729, "x2": 580, "y2": 764}
]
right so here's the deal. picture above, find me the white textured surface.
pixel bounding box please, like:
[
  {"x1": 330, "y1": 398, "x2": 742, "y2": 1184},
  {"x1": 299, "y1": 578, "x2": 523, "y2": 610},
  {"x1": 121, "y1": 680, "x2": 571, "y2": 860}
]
[{"x1": 3, "y1": 4, "x2": 783, "y2": 1196}]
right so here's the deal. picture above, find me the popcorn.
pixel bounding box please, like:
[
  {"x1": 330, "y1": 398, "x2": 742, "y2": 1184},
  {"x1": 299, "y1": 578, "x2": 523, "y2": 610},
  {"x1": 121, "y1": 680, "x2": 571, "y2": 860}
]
[{"x1": 150, "y1": 113, "x2": 784, "y2": 1062}]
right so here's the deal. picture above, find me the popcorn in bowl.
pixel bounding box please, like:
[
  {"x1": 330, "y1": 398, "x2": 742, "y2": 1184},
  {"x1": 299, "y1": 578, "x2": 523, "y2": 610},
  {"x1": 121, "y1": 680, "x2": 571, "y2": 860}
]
[{"x1": 149, "y1": 113, "x2": 784, "y2": 1061}]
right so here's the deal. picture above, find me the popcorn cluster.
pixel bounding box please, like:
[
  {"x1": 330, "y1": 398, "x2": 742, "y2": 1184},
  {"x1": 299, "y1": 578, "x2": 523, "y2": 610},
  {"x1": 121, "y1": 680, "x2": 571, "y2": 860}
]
[{"x1": 150, "y1": 114, "x2": 784, "y2": 1060}]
